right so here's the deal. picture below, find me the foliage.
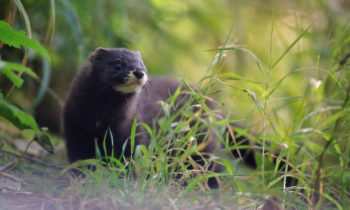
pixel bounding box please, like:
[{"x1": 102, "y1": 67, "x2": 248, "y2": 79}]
[
  {"x1": 0, "y1": 97, "x2": 40, "y2": 133},
  {"x1": 0, "y1": 20, "x2": 50, "y2": 62},
  {"x1": 0, "y1": 7, "x2": 53, "y2": 154},
  {"x1": 0, "y1": 60, "x2": 37, "y2": 87}
]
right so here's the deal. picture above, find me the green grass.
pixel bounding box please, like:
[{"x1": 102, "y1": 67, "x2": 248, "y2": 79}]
[
  {"x1": 1, "y1": 1, "x2": 350, "y2": 209},
  {"x1": 65, "y1": 20, "x2": 349, "y2": 208}
]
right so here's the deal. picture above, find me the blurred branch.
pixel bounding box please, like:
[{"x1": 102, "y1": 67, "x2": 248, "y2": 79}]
[
  {"x1": 0, "y1": 149, "x2": 63, "y2": 170},
  {"x1": 339, "y1": 52, "x2": 350, "y2": 66},
  {"x1": 0, "y1": 160, "x2": 16, "y2": 172},
  {"x1": 44, "y1": 0, "x2": 56, "y2": 44},
  {"x1": 6, "y1": 0, "x2": 31, "y2": 98},
  {"x1": 314, "y1": 84, "x2": 350, "y2": 205},
  {"x1": 0, "y1": 171, "x2": 24, "y2": 183},
  {"x1": 32, "y1": 75, "x2": 64, "y2": 109},
  {"x1": 0, "y1": 1, "x2": 17, "y2": 49}
]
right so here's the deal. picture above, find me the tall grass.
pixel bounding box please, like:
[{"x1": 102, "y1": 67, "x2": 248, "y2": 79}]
[
  {"x1": 1, "y1": 1, "x2": 349, "y2": 209},
  {"x1": 2, "y1": 30, "x2": 349, "y2": 210},
  {"x1": 51, "y1": 18, "x2": 350, "y2": 209}
]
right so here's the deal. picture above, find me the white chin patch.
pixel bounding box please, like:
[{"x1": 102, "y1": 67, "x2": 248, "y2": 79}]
[{"x1": 113, "y1": 72, "x2": 148, "y2": 94}]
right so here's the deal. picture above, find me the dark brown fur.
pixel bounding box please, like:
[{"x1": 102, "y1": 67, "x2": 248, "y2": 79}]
[{"x1": 63, "y1": 48, "x2": 223, "y2": 162}]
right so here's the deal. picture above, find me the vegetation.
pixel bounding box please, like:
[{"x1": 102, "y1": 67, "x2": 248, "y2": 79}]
[{"x1": 0, "y1": 0, "x2": 349, "y2": 209}]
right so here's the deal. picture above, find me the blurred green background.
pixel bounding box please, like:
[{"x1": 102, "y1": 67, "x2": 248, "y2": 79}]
[{"x1": 0, "y1": 0, "x2": 349, "y2": 135}]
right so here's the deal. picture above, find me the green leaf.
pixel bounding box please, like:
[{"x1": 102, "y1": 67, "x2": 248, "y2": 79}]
[
  {"x1": 217, "y1": 73, "x2": 261, "y2": 84},
  {"x1": 130, "y1": 113, "x2": 138, "y2": 155},
  {"x1": 94, "y1": 138, "x2": 102, "y2": 160},
  {"x1": 0, "y1": 60, "x2": 38, "y2": 88},
  {"x1": 0, "y1": 67, "x2": 23, "y2": 87},
  {"x1": 35, "y1": 133, "x2": 54, "y2": 154},
  {"x1": 217, "y1": 72, "x2": 243, "y2": 80},
  {"x1": 242, "y1": 89, "x2": 266, "y2": 117},
  {"x1": 0, "y1": 99, "x2": 41, "y2": 133},
  {"x1": 21, "y1": 129, "x2": 36, "y2": 141},
  {"x1": 265, "y1": 68, "x2": 307, "y2": 98},
  {"x1": 0, "y1": 20, "x2": 50, "y2": 62},
  {"x1": 210, "y1": 46, "x2": 264, "y2": 73},
  {"x1": 0, "y1": 61, "x2": 38, "y2": 78}
]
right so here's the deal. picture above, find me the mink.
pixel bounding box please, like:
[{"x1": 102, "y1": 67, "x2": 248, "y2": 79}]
[{"x1": 63, "y1": 48, "x2": 289, "y2": 187}]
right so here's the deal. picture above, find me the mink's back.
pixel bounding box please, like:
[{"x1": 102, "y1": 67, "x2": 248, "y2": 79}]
[
  {"x1": 137, "y1": 76, "x2": 216, "y2": 126},
  {"x1": 138, "y1": 77, "x2": 186, "y2": 124}
]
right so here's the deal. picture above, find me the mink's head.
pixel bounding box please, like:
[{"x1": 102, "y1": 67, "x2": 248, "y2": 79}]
[{"x1": 89, "y1": 48, "x2": 148, "y2": 94}]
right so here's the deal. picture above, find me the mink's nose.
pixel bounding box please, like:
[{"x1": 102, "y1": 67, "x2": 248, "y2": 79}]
[{"x1": 133, "y1": 70, "x2": 144, "y2": 79}]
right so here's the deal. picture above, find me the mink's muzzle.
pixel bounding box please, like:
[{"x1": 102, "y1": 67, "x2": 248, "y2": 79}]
[
  {"x1": 112, "y1": 68, "x2": 148, "y2": 94},
  {"x1": 133, "y1": 69, "x2": 144, "y2": 79}
]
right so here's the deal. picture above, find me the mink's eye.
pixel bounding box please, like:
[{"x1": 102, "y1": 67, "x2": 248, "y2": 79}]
[
  {"x1": 111, "y1": 60, "x2": 123, "y2": 70},
  {"x1": 115, "y1": 64, "x2": 122, "y2": 69}
]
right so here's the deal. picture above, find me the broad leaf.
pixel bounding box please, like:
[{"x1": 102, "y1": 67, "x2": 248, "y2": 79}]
[
  {"x1": 21, "y1": 129, "x2": 36, "y2": 141},
  {"x1": 0, "y1": 60, "x2": 38, "y2": 87},
  {"x1": 0, "y1": 99, "x2": 41, "y2": 133},
  {"x1": 35, "y1": 133, "x2": 54, "y2": 154},
  {"x1": 0, "y1": 60, "x2": 38, "y2": 78},
  {"x1": 0, "y1": 67, "x2": 23, "y2": 87},
  {"x1": 0, "y1": 20, "x2": 50, "y2": 62}
]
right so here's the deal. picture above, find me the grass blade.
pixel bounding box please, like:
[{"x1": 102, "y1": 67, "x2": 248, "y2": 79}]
[{"x1": 270, "y1": 24, "x2": 312, "y2": 70}]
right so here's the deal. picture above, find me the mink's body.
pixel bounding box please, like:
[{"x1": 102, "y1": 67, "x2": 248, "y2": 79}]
[
  {"x1": 63, "y1": 48, "x2": 221, "y2": 163},
  {"x1": 63, "y1": 48, "x2": 296, "y2": 188}
]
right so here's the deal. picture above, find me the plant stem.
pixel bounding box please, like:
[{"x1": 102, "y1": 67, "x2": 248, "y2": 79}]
[{"x1": 315, "y1": 84, "x2": 350, "y2": 205}]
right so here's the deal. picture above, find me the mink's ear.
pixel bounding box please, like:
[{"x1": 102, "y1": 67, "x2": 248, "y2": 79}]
[
  {"x1": 94, "y1": 47, "x2": 110, "y2": 58},
  {"x1": 87, "y1": 47, "x2": 109, "y2": 62},
  {"x1": 83, "y1": 48, "x2": 108, "y2": 75},
  {"x1": 95, "y1": 47, "x2": 109, "y2": 53}
]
